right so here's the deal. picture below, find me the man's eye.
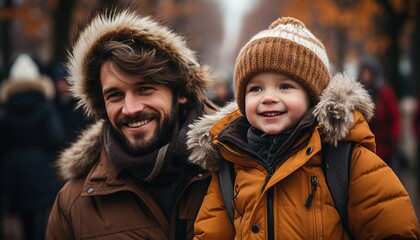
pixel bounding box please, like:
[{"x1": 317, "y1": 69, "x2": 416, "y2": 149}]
[
  {"x1": 249, "y1": 86, "x2": 262, "y2": 93},
  {"x1": 139, "y1": 87, "x2": 151, "y2": 91},
  {"x1": 106, "y1": 92, "x2": 123, "y2": 101},
  {"x1": 137, "y1": 86, "x2": 154, "y2": 94}
]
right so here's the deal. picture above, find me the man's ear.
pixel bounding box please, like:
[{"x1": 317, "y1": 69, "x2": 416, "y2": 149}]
[{"x1": 178, "y1": 96, "x2": 187, "y2": 104}]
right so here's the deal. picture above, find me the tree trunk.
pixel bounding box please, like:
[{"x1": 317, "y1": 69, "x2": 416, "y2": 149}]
[
  {"x1": 52, "y1": 0, "x2": 75, "y2": 64},
  {"x1": 377, "y1": 0, "x2": 408, "y2": 99},
  {"x1": 0, "y1": 0, "x2": 12, "y2": 80},
  {"x1": 412, "y1": 1, "x2": 420, "y2": 99},
  {"x1": 335, "y1": 26, "x2": 347, "y2": 72}
]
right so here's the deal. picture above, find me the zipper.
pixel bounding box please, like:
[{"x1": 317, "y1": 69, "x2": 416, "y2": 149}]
[
  {"x1": 218, "y1": 142, "x2": 276, "y2": 239},
  {"x1": 267, "y1": 187, "x2": 274, "y2": 240},
  {"x1": 267, "y1": 168, "x2": 275, "y2": 240},
  {"x1": 305, "y1": 176, "x2": 318, "y2": 208},
  {"x1": 170, "y1": 175, "x2": 207, "y2": 240}
]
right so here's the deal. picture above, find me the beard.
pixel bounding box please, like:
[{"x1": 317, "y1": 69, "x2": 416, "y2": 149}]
[{"x1": 110, "y1": 98, "x2": 180, "y2": 156}]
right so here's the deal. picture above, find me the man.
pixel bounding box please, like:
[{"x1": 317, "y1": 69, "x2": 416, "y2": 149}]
[
  {"x1": 1, "y1": 54, "x2": 66, "y2": 240},
  {"x1": 46, "y1": 9, "x2": 217, "y2": 239}
]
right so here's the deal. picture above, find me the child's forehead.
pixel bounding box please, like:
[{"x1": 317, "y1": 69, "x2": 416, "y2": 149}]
[{"x1": 248, "y1": 72, "x2": 294, "y2": 83}]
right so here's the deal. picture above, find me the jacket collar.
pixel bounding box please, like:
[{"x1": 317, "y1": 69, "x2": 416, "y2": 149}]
[
  {"x1": 186, "y1": 73, "x2": 375, "y2": 171},
  {"x1": 80, "y1": 148, "x2": 126, "y2": 197},
  {"x1": 79, "y1": 147, "x2": 211, "y2": 197}
]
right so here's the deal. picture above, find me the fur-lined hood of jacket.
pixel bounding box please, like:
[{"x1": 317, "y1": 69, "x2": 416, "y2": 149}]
[
  {"x1": 186, "y1": 73, "x2": 375, "y2": 171},
  {"x1": 56, "y1": 121, "x2": 104, "y2": 181},
  {"x1": 0, "y1": 54, "x2": 55, "y2": 103},
  {"x1": 68, "y1": 9, "x2": 211, "y2": 119},
  {"x1": 0, "y1": 76, "x2": 55, "y2": 103}
]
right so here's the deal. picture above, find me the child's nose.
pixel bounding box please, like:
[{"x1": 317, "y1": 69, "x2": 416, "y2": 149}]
[{"x1": 262, "y1": 89, "x2": 279, "y2": 103}]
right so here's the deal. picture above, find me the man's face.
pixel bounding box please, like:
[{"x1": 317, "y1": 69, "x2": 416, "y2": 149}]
[{"x1": 100, "y1": 61, "x2": 187, "y2": 155}]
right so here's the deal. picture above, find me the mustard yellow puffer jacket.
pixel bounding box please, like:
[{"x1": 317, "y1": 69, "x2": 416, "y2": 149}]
[{"x1": 187, "y1": 74, "x2": 419, "y2": 239}]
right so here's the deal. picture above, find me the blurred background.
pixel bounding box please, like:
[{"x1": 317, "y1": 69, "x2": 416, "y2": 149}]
[{"x1": 1, "y1": 0, "x2": 420, "y2": 239}]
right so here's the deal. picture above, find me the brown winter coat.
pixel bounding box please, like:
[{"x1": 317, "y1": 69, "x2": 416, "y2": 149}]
[
  {"x1": 46, "y1": 129, "x2": 210, "y2": 239},
  {"x1": 46, "y1": 105, "x2": 215, "y2": 239},
  {"x1": 187, "y1": 74, "x2": 419, "y2": 239}
]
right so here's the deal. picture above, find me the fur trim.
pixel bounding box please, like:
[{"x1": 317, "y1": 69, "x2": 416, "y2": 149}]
[
  {"x1": 68, "y1": 10, "x2": 211, "y2": 118},
  {"x1": 56, "y1": 121, "x2": 103, "y2": 181},
  {"x1": 313, "y1": 73, "x2": 374, "y2": 146},
  {"x1": 187, "y1": 102, "x2": 238, "y2": 171},
  {"x1": 187, "y1": 73, "x2": 374, "y2": 170},
  {"x1": 0, "y1": 76, "x2": 55, "y2": 103}
]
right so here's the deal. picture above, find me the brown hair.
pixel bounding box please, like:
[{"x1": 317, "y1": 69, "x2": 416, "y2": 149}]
[{"x1": 86, "y1": 38, "x2": 186, "y2": 119}]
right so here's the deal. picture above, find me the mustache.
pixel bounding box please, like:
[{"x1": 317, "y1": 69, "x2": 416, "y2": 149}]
[{"x1": 116, "y1": 112, "x2": 158, "y2": 125}]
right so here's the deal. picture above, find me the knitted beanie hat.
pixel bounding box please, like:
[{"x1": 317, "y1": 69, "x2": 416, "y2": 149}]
[{"x1": 234, "y1": 17, "x2": 331, "y2": 115}]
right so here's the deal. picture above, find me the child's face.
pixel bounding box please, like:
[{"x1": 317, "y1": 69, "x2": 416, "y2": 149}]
[{"x1": 245, "y1": 72, "x2": 310, "y2": 135}]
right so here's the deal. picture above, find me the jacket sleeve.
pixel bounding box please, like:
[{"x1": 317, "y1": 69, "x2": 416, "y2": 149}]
[
  {"x1": 194, "y1": 171, "x2": 235, "y2": 239},
  {"x1": 46, "y1": 184, "x2": 76, "y2": 240},
  {"x1": 348, "y1": 145, "x2": 419, "y2": 239}
]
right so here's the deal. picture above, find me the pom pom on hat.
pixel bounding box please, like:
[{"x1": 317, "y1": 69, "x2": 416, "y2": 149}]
[
  {"x1": 234, "y1": 17, "x2": 331, "y2": 116},
  {"x1": 268, "y1": 17, "x2": 306, "y2": 29},
  {"x1": 9, "y1": 54, "x2": 41, "y2": 81}
]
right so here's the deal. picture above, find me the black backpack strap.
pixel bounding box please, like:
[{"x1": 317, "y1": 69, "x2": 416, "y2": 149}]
[
  {"x1": 218, "y1": 160, "x2": 235, "y2": 222},
  {"x1": 323, "y1": 141, "x2": 355, "y2": 239}
]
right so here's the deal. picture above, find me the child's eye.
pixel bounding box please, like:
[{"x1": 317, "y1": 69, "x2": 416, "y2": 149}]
[
  {"x1": 279, "y1": 84, "x2": 293, "y2": 90},
  {"x1": 248, "y1": 86, "x2": 262, "y2": 93}
]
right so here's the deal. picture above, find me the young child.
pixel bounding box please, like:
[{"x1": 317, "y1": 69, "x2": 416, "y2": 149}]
[{"x1": 187, "y1": 17, "x2": 419, "y2": 239}]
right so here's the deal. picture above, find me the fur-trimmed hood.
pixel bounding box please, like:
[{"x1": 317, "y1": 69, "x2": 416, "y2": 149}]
[
  {"x1": 0, "y1": 54, "x2": 55, "y2": 103},
  {"x1": 56, "y1": 121, "x2": 104, "y2": 181},
  {"x1": 68, "y1": 9, "x2": 211, "y2": 119},
  {"x1": 186, "y1": 73, "x2": 374, "y2": 170},
  {"x1": 0, "y1": 77, "x2": 55, "y2": 103}
]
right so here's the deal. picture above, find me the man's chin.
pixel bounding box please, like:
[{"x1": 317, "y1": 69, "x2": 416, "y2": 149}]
[
  {"x1": 124, "y1": 135, "x2": 163, "y2": 156},
  {"x1": 125, "y1": 142, "x2": 151, "y2": 155}
]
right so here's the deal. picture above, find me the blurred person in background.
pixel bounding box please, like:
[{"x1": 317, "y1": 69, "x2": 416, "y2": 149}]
[
  {"x1": 209, "y1": 71, "x2": 233, "y2": 107},
  {"x1": 412, "y1": 100, "x2": 420, "y2": 191},
  {"x1": 0, "y1": 54, "x2": 66, "y2": 240},
  {"x1": 50, "y1": 63, "x2": 94, "y2": 148},
  {"x1": 358, "y1": 54, "x2": 402, "y2": 170}
]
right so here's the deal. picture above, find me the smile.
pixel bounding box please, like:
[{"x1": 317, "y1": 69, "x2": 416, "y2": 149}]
[
  {"x1": 261, "y1": 111, "x2": 284, "y2": 117},
  {"x1": 127, "y1": 119, "x2": 152, "y2": 128}
]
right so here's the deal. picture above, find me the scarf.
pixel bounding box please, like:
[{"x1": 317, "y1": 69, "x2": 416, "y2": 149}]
[
  {"x1": 244, "y1": 107, "x2": 317, "y2": 168},
  {"x1": 247, "y1": 127, "x2": 292, "y2": 165},
  {"x1": 103, "y1": 103, "x2": 202, "y2": 219}
]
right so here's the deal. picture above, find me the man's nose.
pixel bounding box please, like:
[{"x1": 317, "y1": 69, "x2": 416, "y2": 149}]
[{"x1": 122, "y1": 94, "x2": 144, "y2": 116}]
